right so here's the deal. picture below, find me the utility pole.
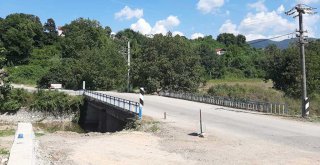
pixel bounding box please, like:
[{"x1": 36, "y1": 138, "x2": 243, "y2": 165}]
[
  {"x1": 127, "y1": 41, "x2": 131, "y2": 92},
  {"x1": 285, "y1": 4, "x2": 317, "y2": 117}
]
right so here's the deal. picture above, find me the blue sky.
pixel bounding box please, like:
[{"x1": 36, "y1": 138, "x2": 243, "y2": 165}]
[{"x1": 0, "y1": 0, "x2": 319, "y2": 41}]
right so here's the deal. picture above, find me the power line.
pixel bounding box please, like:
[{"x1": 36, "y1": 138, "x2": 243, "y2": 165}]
[{"x1": 248, "y1": 32, "x2": 295, "y2": 45}]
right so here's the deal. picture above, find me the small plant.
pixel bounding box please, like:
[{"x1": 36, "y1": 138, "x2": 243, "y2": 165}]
[
  {"x1": 0, "y1": 148, "x2": 9, "y2": 155},
  {"x1": 125, "y1": 117, "x2": 160, "y2": 133},
  {"x1": 33, "y1": 122, "x2": 85, "y2": 133},
  {"x1": 0, "y1": 129, "x2": 15, "y2": 137},
  {"x1": 35, "y1": 132, "x2": 45, "y2": 137}
]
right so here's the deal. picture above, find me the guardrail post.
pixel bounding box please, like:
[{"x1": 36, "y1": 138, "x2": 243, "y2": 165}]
[
  {"x1": 82, "y1": 81, "x2": 85, "y2": 95},
  {"x1": 139, "y1": 87, "x2": 145, "y2": 119}
]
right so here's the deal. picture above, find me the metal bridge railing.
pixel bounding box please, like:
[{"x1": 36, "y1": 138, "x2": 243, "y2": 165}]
[
  {"x1": 159, "y1": 91, "x2": 288, "y2": 115},
  {"x1": 84, "y1": 90, "x2": 139, "y2": 114}
]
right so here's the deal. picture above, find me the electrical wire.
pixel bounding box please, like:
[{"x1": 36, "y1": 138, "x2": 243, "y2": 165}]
[{"x1": 248, "y1": 32, "x2": 296, "y2": 45}]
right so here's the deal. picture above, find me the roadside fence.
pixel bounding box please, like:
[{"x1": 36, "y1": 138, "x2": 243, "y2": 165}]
[{"x1": 159, "y1": 91, "x2": 288, "y2": 115}]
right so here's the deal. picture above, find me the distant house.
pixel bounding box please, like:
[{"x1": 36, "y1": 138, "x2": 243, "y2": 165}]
[
  {"x1": 215, "y1": 48, "x2": 226, "y2": 56},
  {"x1": 57, "y1": 26, "x2": 65, "y2": 37}
]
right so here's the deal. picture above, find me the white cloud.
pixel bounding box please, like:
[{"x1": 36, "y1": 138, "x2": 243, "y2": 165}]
[
  {"x1": 218, "y1": 9, "x2": 296, "y2": 41},
  {"x1": 115, "y1": 6, "x2": 143, "y2": 20},
  {"x1": 191, "y1": 33, "x2": 204, "y2": 39},
  {"x1": 130, "y1": 16, "x2": 181, "y2": 35},
  {"x1": 197, "y1": 0, "x2": 224, "y2": 14},
  {"x1": 151, "y1": 15, "x2": 180, "y2": 34},
  {"x1": 239, "y1": 11, "x2": 295, "y2": 34},
  {"x1": 130, "y1": 18, "x2": 152, "y2": 35},
  {"x1": 219, "y1": 20, "x2": 239, "y2": 34},
  {"x1": 296, "y1": 0, "x2": 320, "y2": 4},
  {"x1": 173, "y1": 31, "x2": 184, "y2": 36},
  {"x1": 248, "y1": 0, "x2": 267, "y2": 12},
  {"x1": 304, "y1": 14, "x2": 320, "y2": 38},
  {"x1": 277, "y1": 5, "x2": 285, "y2": 14}
]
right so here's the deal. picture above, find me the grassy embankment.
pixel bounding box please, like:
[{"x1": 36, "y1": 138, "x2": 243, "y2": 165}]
[
  {"x1": 200, "y1": 78, "x2": 320, "y2": 118},
  {"x1": 5, "y1": 65, "x2": 48, "y2": 86}
]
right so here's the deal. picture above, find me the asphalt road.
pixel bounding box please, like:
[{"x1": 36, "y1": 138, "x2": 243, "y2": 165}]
[{"x1": 101, "y1": 91, "x2": 320, "y2": 153}]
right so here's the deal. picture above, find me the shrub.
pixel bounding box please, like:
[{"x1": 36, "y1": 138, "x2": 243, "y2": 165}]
[
  {"x1": 207, "y1": 84, "x2": 283, "y2": 102},
  {"x1": 7, "y1": 65, "x2": 49, "y2": 85},
  {"x1": 30, "y1": 90, "x2": 83, "y2": 117}
]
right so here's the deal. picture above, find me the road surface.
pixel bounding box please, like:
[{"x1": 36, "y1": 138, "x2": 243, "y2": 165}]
[{"x1": 101, "y1": 91, "x2": 320, "y2": 154}]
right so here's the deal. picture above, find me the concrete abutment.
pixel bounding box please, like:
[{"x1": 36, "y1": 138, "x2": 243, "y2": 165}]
[{"x1": 79, "y1": 98, "x2": 137, "y2": 133}]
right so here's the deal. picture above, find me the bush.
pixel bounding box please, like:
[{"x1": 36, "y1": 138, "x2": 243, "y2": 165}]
[
  {"x1": 30, "y1": 90, "x2": 83, "y2": 117},
  {"x1": 9, "y1": 88, "x2": 33, "y2": 106},
  {"x1": 0, "y1": 80, "x2": 24, "y2": 112},
  {"x1": 207, "y1": 84, "x2": 284, "y2": 102},
  {"x1": 7, "y1": 65, "x2": 49, "y2": 85}
]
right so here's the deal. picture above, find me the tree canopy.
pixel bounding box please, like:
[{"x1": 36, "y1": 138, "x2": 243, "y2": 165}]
[
  {"x1": 0, "y1": 13, "x2": 44, "y2": 64},
  {"x1": 0, "y1": 12, "x2": 318, "y2": 99}
]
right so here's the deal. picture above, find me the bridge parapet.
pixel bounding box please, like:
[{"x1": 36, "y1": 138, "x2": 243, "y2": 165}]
[{"x1": 84, "y1": 90, "x2": 139, "y2": 115}]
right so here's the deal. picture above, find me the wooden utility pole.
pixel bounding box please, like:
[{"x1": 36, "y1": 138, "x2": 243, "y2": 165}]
[{"x1": 285, "y1": 4, "x2": 317, "y2": 117}]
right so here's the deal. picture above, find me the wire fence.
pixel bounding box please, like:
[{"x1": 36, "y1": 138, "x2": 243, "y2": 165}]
[
  {"x1": 159, "y1": 91, "x2": 288, "y2": 115},
  {"x1": 84, "y1": 90, "x2": 140, "y2": 114}
]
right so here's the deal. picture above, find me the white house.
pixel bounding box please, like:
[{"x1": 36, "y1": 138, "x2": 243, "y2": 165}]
[
  {"x1": 215, "y1": 48, "x2": 226, "y2": 56},
  {"x1": 57, "y1": 26, "x2": 65, "y2": 37}
]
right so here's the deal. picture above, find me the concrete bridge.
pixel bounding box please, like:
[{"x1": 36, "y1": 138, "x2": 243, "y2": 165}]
[{"x1": 79, "y1": 90, "x2": 140, "y2": 133}]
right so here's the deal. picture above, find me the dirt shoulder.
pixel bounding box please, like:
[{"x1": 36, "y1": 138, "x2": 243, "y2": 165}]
[
  {"x1": 35, "y1": 130, "x2": 192, "y2": 165},
  {"x1": 35, "y1": 117, "x2": 320, "y2": 165}
]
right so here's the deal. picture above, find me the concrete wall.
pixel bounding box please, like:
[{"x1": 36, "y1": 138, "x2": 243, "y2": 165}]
[{"x1": 79, "y1": 98, "x2": 137, "y2": 133}]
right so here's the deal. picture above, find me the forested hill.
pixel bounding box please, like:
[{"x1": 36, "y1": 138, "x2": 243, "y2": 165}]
[{"x1": 248, "y1": 38, "x2": 318, "y2": 49}]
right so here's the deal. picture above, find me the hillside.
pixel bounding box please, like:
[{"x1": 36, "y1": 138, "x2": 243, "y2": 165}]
[{"x1": 248, "y1": 38, "x2": 317, "y2": 49}]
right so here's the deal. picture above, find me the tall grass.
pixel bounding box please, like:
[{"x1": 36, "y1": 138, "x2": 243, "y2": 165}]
[
  {"x1": 207, "y1": 84, "x2": 283, "y2": 102},
  {"x1": 206, "y1": 83, "x2": 320, "y2": 116},
  {"x1": 6, "y1": 65, "x2": 49, "y2": 85}
]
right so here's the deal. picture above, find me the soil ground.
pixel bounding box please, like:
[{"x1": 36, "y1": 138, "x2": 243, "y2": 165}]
[{"x1": 34, "y1": 120, "x2": 320, "y2": 165}]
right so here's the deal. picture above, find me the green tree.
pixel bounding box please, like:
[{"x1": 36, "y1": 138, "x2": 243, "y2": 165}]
[
  {"x1": 38, "y1": 44, "x2": 126, "y2": 90},
  {"x1": 60, "y1": 18, "x2": 109, "y2": 58},
  {"x1": 105, "y1": 26, "x2": 112, "y2": 36},
  {"x1": 217, "y1": 33, "x2": 236, "y2": 47},
  {"x1": 0, "y1": 77, "x2": 21, "y2": 112},
  {"x1": 43, "y1": 18, "x2": 58, "y2": 45},
  {"x1": 0, "y1": 43, "x2": 6, "y2": 68},
  {"x1": 264, "y1": 44, "x2": 300, "y2": 97},
  {"x1": 132, "y1": 34, "x2": 204, "y2": 93},
  {"x1": 0, "y1": 13, "x2": 44, "y2": 64},
  {"x1": 236, "y1": 34, "x2": 247, "y2": 47},
  {"x1": 191, "y1": 35, "x2": 224, "y2": 79}
]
